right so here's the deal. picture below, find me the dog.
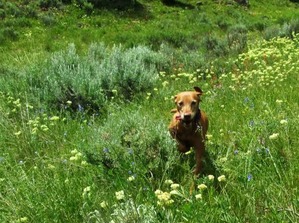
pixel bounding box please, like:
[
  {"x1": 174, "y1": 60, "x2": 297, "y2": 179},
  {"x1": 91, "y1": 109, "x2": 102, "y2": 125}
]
[{"x1": 168, "y1": 86, "x2": 208, "y2": 176}]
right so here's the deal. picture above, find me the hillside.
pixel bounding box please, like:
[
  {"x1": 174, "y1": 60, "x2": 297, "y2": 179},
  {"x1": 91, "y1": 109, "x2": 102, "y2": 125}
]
[{"x1": 0, "y1": 0, "x2": 299, "y2": 222}]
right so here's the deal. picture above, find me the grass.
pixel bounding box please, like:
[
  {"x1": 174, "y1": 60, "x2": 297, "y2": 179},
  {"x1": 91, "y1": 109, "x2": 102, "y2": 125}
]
[
  {"x1": 0, "y1": 0, "x2": 299, "y2": 222},
  {"x1": 1, "y1": 0, "x2": 299, "y2": 68},
  {"x1": 1, "y1": 34, "x2": 299, "y2": 222}
]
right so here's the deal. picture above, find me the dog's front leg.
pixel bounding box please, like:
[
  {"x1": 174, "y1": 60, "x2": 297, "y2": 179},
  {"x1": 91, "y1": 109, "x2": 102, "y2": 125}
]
[
  {"x1": 177, "y1": 142, "x2": 190, "y2": 153},
  {"x1": 193, "y1": 140, "x2": 205, "y2": 175}
]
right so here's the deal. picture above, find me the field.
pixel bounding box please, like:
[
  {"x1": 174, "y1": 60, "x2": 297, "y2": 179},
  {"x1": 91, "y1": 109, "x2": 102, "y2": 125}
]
[{"x1": 0, "y1": 0, "x2": 299, "y2": 222}]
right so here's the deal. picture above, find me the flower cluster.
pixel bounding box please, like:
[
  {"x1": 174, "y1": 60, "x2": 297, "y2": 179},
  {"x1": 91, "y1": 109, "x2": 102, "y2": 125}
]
[
  {"x1": 155, "y1": 190, "x2": 174, "y2": 206},
  {"x1": 69, "y1": 149, "x2": 87, "y2": 166},
  {"x1": 220, "y1": 36, "x2": 299, "y2": 91}
]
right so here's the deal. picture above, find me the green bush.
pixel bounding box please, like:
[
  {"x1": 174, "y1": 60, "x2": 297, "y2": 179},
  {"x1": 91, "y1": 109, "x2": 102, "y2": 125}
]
[
  {"x1": 39, "y1": 0, "x2": 63, "y2": 9},
  {"x1": 264, "y1": 19, "x2": 299, "y2": 40},
  {"x1": 40, "y1": 13, "x2": 57, "y2": 26},
  {"x1": 227, "y1": 24, "x2": 248, "y2": 54},
  {"x1": 23, "y1": 43, "x2": 165, "y2": 114},
  {"x1": 203, "y1": 35, "x2": 229, "y2": 57},
  {"x1": 2, "y1": 27, "x2": 19, "y2": 41}
]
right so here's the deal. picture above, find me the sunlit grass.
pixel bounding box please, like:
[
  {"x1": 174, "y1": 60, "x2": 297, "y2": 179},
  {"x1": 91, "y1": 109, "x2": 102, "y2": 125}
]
[{"x1": 0, "y1": 34, "x2": 298, "y2": 222}]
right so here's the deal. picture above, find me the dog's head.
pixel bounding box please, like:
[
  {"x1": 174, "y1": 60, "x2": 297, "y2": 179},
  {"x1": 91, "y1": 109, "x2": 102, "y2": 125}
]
[{"x1": 173, "y1": 86, "x2": 203, "y2": 123}]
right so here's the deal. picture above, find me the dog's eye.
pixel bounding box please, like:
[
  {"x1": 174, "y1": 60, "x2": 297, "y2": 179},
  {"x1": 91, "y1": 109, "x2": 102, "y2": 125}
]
[
  {"x1": 191, "y1": 100, "x2": 197, "y2": 106},
  {"x1": 178, "y1": 101, "x2": 183, "y2": 107}
]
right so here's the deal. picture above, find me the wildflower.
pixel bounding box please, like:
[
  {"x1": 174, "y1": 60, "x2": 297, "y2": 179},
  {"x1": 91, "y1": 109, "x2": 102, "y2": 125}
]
[
  {"x1": 103, "y1": 148, "x2": 109, "y2": 153},
  {"x1": 81, "y1": 161, "x2": 88, "y2": 166},
  {"x1": 249, "y1": 120, "x2": 255, "y2": 127},
  {"x1": 127, "y1": 176, "x2": 135, "y2": 182},
  {"x1": 19, "y1": 217, "x2": 28, "y2": 222},
  {"x1": 162, "y1": 81, "x2": 169, "y2": 87},
  {"x1": 100, "y1": 201, "x2": 108, "y2": 208},
  {"x1": 25, "y1": 103, "x2": 33, "y2": 110},
  {"x1": 31, "y1": 127, "x2": 38, "y2": 135},
  {"x1": 198, "y1": 184, "x2": 207, "y2": 190},
  {"x1": 195, "y1": 194, "x2": 202, "y2": 200},
  {"x1": 280, "y1": 119, "x2": 288, "y2": 125},
  {"x1": 66, "y1": 100, "x2": 72, "y2": 105},
  {"x1": 206, "y1": 134, "x2": 213, "y2": 140},
  {"x1": 71, "y1": 149, "x2": 78, "y2": 154},
  {"x1": 70, "y1": 156, "x2": 78, "y2": 161},
  {"x1": 247, "y1": 174, "x2": 253, "y2": 181},
  {"x1": 219, "y1": 157, "x2": 227, "y2": 162},
  {"x1": 50, "y1": 116, "x2": 60, "y2": 121},
  {"x1": 156, "y1": 191, "x2": 173, "y2": 206},
  {"x1": 41, "y1": 125, "x2": 49, "y2": 131},
  {"x1": 185, "y1": 150, "x2": 192, "y2": 155},
  {"x1": 47, "y1": 164, "x2": 55, "y2": 169},
  {"x1": 14, "y1": 131, "x2": 22, "y2": 136},
  {"x1": 75, "y1": 152, "x2": 83, "y2": 158},
  {"x1": 217, "y1": 175, "x2": 226, "y2": 182},
  {"x1": 165, "y1": 179, "x2": 174, "y2": 185},
  {"x1": 82, "y1": 186, "x2": 91, "y2": 198},
  {"x1": 170, "y1": 183, "x2": 180, "y2": 190},
  {"x1": 78, "y1": 104, "x2": 84, "y2": 112},
  {"x1": 115, "y1": 190, "x2": 125, "y2": 200},
  {"x1": 154, "y1": 189, "x2": 163, "y2": 195},
  {"x1": 208, "y1": 175, "x2": 215, "y2": 181},
  {"x1": 83, "y1": 186, "x2": 91, "y2": 193},
  {"x1": 13, "y1": 98, "x2": 21, "y2": 105},
  {"x1": 269, "y1": 133, "x2": 279, "y2": 140},
  {"x1": 159, "y1": 71, "x2": 166, "y2": 77}
]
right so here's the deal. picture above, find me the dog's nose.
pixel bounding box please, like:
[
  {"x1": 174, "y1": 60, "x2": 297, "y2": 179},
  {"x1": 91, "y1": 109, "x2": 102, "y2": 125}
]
[{"x1": 184, "y1": 113, "x2": 192, "y2": 120}]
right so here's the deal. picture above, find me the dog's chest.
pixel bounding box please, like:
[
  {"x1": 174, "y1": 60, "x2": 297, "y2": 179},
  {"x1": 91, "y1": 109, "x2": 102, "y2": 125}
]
[{"x1": 175, "y1": 123, "x2": 202, "y2": 140}]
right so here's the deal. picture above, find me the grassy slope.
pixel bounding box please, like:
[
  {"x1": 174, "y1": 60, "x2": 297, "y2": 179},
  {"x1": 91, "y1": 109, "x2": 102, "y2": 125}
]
[
  {"x1": 0, "y1": 0, "x2": 299, "y2": 222},
  {"x1": 1, "y1": 0, "x2": 299, "y2": 67}
]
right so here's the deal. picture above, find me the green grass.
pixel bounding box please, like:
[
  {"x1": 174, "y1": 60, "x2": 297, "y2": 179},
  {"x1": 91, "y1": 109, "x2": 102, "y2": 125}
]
[
  {"x1": 1, "y1": 34, "x2": 299, "y2": 222},
  {"x1": 1, "y1": 0, "x2": 299, "y2": 68},
  {"x1": 1, "y1": 0, "x2": 299, "y2": 222}
]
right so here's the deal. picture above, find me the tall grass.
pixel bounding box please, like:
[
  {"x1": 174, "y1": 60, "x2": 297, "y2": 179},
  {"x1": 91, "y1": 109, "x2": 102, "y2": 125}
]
[{"x1": 0, "y1": 34, "x2": 298, "y2": 222}]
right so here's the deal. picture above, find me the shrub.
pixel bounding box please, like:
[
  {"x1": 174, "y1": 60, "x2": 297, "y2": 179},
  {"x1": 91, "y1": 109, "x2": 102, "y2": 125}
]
[
  {"x1": 203, "y1": 35, "x2": 229, "y2": 57},
  {"x1": 39, "y1": 0, "x2": 63, "y2": 9},
  {"x1": 25, "y1": 43, "x2": 163, "y2": 115},
  {"x1": 79, "y1": 0, "x2": 137, "y2": 9},
  {"x1": 0, "y1": 9, "x2": 5, "y2": 19},
  {"x1": 264, "y1": 19, "x2": 299, "y2": 40},
  {"x1": 40, "y1": 13, "x2": 57, "y2": 26},
  {"x1": 227, "y1": 24, "x2": 248, "y2": 54},
  {"x1": 2, "y1": 27, "x2": 19, "y2": 41},
  {"x1": 97, "y1": 44, "x2": 160, "y2": 100}
]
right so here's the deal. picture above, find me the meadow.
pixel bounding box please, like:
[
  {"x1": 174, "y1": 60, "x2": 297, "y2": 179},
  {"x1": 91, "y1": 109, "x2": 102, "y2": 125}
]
[{"x1": 0, "y1": 0, "x2": 299, "y2": 222}]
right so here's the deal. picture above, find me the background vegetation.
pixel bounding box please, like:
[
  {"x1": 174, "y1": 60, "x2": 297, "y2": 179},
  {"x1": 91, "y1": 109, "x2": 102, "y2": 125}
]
[{"x1": 0, "y1": 0, "x2": 299, "y2": 222}]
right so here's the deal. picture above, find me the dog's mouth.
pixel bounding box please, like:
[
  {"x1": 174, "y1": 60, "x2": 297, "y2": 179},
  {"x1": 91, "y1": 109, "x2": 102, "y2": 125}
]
[
  {"x1": 176, "y1": 114, "x2": 194, "y2": 124},
  {"x1": 182, "y1": 119, "x2": 193, "y2": 125}
]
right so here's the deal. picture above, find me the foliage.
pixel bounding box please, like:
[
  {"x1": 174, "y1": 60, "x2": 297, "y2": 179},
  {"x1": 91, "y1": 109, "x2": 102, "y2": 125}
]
[
  {"x1": 1, "y1": 1, "x2": 299, "y2": 222},
  {"x1": 0, "y1": 34, "x2": 299, "y2": 222},
  {"x1": 0, "y1": 43, "x2": 165, "y2": 115}
]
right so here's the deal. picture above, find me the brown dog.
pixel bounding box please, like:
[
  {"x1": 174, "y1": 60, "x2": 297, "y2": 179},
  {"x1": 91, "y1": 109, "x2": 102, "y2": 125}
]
[{"x1": 168, "y1": 86, "x2": 208, "y2": 175}]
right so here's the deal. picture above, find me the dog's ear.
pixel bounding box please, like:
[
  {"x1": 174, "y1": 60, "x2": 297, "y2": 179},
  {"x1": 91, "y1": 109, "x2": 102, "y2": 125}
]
[
  {"x1": 174, "y1": 95, "x2": 178, "y2": 102},
  {"x1": 194, "y1": 86, "x2": 203, "y2": 95}
]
